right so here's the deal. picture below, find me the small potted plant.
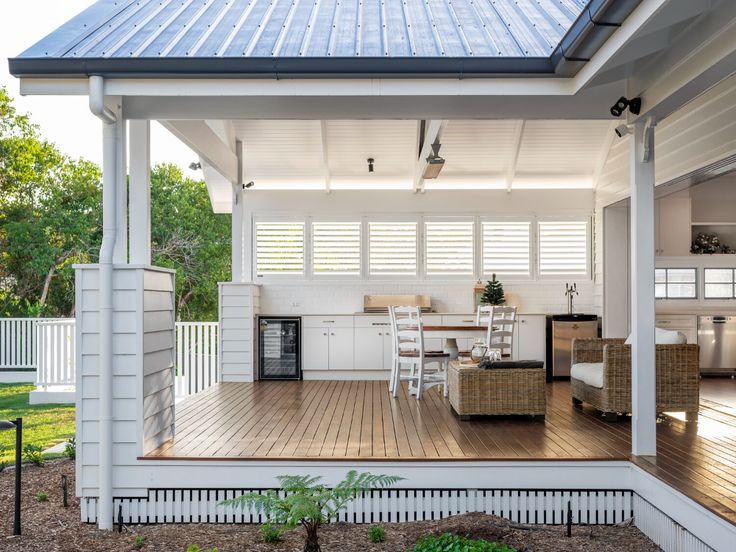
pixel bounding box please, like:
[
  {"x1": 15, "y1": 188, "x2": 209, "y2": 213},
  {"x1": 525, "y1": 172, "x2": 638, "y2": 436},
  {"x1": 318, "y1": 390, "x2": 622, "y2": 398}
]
[{"x1": 481, "y1": 274, "x2": 505, "y2": 305}]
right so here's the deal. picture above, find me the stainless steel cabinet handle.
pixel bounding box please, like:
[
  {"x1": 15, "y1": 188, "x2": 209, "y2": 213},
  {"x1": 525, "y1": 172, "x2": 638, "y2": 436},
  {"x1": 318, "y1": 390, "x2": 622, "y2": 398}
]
[{"x1": 322, "y1": 320, "x2": 335, "y2": 323}]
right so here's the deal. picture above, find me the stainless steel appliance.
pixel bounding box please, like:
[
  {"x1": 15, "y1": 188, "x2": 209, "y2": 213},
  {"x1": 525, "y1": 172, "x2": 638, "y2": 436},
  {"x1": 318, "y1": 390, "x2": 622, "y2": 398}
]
[
  {"x1": 547, "y1": 314, "x2": 599, "y2": 379},
  {"x1": 258, "y1": 317, "x2": 301, "y2": 380},
  {"x1": 363, "y1": 294, "x2": 432, "y2": 313},
  {"x1": 698, "y1": 315, "x2": 736, "y2": 375}
]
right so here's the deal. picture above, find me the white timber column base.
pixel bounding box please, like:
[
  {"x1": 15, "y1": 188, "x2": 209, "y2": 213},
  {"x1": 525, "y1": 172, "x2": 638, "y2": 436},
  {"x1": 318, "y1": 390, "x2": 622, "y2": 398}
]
[
  {"x1": 630, "y1": 119, "x2": 657, "y2": 458},
  {"x1": 74, "y1": 265, "x2": 176, "y2": 501},
  {"x1": 218, "y1": 282, "x2": 260, "y2": 382}
]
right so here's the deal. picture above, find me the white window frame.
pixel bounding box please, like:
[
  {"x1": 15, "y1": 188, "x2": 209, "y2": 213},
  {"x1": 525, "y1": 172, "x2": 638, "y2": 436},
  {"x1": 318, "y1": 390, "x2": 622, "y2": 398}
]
[
  {"x1": 655, "y1": 267, "x2": 698, "y2": 300},
  {"x1": 423, "y1": 216, "x2": 476, "y2": 280},
  {"x1": 536, "y1": 216, "x2": 592, "y2": 280},
  {"x1": 252, "y1": 216, "x2": 308, "y2": 280},
  {"x1": 703, "y1": 268, "x2": 736, "y2": 300},
  {"x1": 479, "y1": 216, "x2": 535, "y2": 281},
  {"x1": 366, "y1": 216, "x2": 421, "y2": 280},
  {"x1": 309, "y1": 217, "x2": 363, "y2": 280}
]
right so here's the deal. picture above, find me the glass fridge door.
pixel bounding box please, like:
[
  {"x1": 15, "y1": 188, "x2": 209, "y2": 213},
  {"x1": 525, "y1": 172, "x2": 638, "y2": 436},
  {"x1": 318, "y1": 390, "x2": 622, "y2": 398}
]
[{"x1": 260, "y1": 318, "x2": 300, "y2": 379}]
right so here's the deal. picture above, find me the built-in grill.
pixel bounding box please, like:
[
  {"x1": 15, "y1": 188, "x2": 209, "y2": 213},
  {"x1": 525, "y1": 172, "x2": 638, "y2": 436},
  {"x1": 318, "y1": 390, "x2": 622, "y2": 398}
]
[{"x1": 363, "y1": 295, "x2": 432, "y2": 313}]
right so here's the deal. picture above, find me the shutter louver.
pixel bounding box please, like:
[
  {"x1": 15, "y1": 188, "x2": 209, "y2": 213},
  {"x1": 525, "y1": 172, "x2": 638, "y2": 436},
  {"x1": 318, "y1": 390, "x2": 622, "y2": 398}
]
[
  {"x1": 482, "y1": 221, "x2": 531, "y2": 276},
  {"x1": 255, "y1": 222, "x2": 304, "y2": 275},
  {"x1": 425, "y1": 220, "x2": 474, "y2": 275},
  {"x1": 538, "y1": 220, "x2": 589, "y2": 276},
  {"x1": 369, "y1": 222, "x2": 417, "y2": 276},
  {"x1": 312, "y1": 222, "x2": 361, "y2": 275}
]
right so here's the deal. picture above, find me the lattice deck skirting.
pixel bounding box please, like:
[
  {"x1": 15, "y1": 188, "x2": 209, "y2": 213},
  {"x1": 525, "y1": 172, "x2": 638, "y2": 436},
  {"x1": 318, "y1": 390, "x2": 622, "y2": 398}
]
[{"x1": 82, "y1": 488, "x2": 633, "y2": 526}]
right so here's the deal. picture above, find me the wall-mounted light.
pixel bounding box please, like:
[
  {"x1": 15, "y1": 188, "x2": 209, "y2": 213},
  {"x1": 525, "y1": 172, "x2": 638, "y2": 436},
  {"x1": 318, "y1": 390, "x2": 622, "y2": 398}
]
[
  {"x1": 188, "y1": 161, "x2": 202, "y2": 171},
  {"x1": 422, "y1": 142, "x2": 445, "y2": 179},
  {"x1": 610, "y1": 96, "x2": 641, "y2": 117},
  {"x1": 367, "y1": 158, "x2": 374, "y2": 173}
]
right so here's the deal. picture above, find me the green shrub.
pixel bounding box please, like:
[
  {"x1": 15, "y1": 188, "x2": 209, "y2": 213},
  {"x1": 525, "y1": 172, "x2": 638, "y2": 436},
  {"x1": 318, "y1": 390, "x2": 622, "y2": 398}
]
[
  {"x1": 260, "y1": 523, "x2": 282, "y2": 543},
  {"x1": 0, "y1": 445, "x2": 6, "y2": 472},
  {"x1": 411, "y1": 533, "x2": 516, "y2": 552},
  {"x1": 134, "y1": 535, "x2": 144, "y2": 549},
  {"x1": 64, "y1": 437, "x2": 76, "y2": 460},
  {"x1": 185, "y1": 546, "x2": 217, "y2": 552},
  {"x1": 23, "y1": 443, "x2": 44, "y2": 466},
  {"x1": 36, "y1": 491, "x2": 49, "y2": 502},
  {"x1": 369, "y1": 525, "x2": 386, "y2": 543}
]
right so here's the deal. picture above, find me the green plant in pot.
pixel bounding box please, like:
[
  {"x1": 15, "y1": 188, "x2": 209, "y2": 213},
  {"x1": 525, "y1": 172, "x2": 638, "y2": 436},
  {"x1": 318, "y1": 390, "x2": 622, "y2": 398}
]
[
  {"x1": 481, "y1": 274, "x2": 505, "y2": 305},
  {"x1": 220, "y1": 470, "x2": 402, "y2": 552}
]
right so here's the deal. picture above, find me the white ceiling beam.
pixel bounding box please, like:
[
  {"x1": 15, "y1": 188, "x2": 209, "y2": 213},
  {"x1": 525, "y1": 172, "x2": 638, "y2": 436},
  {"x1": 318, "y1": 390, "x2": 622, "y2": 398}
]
[
  {"x1": 629, "y1": 1, "x2": 736, "y2": 121},
  {"x1": 593, "y1": 122, "x2": 619, "y2": 189},
  {"x1": 320, "y1": 120, "x2": 331, "y2": 193},
  {"x1": 413, "y1": 119, "x2": 446, "y2": 193},
  {"x1": 161, "y1": 120, "x2": 239, "y2": 183},
  {"x1": 506, "y1": 120, "x2": 526, "y2": 192}
]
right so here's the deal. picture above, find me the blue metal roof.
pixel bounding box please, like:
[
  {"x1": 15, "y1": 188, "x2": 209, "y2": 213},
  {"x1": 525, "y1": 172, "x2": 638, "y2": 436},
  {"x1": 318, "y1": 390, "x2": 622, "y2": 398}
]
[{"x1": 9, "y1": 0, "x2": 640, "y2": 77}]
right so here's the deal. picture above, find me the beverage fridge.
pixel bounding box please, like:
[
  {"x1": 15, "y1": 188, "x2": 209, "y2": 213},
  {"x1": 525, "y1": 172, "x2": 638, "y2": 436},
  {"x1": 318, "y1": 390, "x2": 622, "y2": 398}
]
[{"x1": 258, "y1": 317, "x2": 301, "y2": 380}]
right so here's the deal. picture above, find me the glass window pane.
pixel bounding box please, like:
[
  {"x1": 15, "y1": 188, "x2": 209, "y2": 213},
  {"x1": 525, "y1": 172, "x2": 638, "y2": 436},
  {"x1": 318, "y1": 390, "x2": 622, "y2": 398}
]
[
  {"x1": 704, "y1": 269, "x2": 734, "y2": 283},
  {"x1": 705, "y1": 283, "x2": 734, "y2": 299},
  {"x1": 655, "y1": 283, "x2": 667, "y2": 298},
  {"x1": 667, "y1": 283, "x2": 696, "y2": 298},
  {"x1": 667, "y1": 268, "x2": 696, "y2": 283},
  {"x1": 655, "y1": 269, "x2": 667, "y2": 283}
]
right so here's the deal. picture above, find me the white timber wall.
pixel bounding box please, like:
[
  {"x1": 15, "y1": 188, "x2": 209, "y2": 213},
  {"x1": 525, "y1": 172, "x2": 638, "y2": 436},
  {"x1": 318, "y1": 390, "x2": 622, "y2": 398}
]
[
  {"x1": 75, "y1": 264, "x2": 175, "y2": 498},
  {"x1": 243, "y1": 189, "x2": 596, "y2": 316},
  {"x1": 593, "y1": 72, "x2": 736, "y2": 323},
  {"x1": 218, "y1": 282, "x2": 260, "y2": 382}
]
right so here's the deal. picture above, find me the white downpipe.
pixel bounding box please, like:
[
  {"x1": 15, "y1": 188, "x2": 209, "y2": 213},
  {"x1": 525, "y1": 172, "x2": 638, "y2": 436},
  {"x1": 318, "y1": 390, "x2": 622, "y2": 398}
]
[{"x1": 89, "y1": 75, "x2": 117, "y2": 530}]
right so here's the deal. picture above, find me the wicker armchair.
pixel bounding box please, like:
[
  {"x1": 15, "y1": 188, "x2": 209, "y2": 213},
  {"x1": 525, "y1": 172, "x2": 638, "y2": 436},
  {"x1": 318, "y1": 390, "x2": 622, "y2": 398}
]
[{"x1": 570, "y1": 338, "x2": 699, "y2": 422}]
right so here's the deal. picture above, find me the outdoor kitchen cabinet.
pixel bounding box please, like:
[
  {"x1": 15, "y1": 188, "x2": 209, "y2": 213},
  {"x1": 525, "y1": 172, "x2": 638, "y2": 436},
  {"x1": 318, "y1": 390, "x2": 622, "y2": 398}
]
[
  {"x1": 302, "y1": 316, "x2": 354, "y2": 371},
  {"x1": 353, "y1": 317, "x2": 392, "y2": 370},
  {"x1": 513, "y1": 315, "x2": 546, "y2": 365}
]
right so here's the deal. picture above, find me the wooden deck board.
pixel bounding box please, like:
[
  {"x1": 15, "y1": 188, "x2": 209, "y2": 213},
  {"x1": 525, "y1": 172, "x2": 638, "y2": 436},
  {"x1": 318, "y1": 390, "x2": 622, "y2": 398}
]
[{"x1": 147, "y1": 378, "x2": 736, "y2": 526}]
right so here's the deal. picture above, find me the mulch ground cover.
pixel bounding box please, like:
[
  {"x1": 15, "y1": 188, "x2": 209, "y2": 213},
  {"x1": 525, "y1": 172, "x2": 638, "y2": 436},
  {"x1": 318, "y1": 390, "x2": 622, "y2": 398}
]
[{"x1": 1, "y1": 459, "x2": 661, "y2": 551}]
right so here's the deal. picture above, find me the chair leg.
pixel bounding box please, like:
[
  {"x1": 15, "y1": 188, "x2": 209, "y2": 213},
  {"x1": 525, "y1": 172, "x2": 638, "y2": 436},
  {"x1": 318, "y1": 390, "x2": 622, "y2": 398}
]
[
  {"x1": 572, "y1": 397, "x2": 583, "y2": 407},
  {"x1": 443, "y1": 359, "x2": 449, "y2": 398},
  {"x1": 391, "y1": 362, "x2": 401, "y2": 398},
  {"x1": 415, "y1": 362, "x2": 424, "y2": 400},
  {"x1": 603, "y1": 412, "x2": 618, "y2": 422},
  {"x1": 388, "y1": 356, "x2": 396, "y2": 393}
]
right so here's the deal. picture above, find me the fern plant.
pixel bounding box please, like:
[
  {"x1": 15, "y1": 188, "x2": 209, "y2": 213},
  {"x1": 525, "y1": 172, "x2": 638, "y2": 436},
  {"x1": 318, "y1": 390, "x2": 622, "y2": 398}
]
[{"x1": 220, "y1": 470, "x2": 403, "y2": 552}]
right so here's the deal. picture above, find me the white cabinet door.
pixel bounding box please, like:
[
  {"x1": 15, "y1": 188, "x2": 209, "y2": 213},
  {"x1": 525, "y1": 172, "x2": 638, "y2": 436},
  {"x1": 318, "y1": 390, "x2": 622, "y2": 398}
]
[
  {"x1": 383, "y1": 331, "x2": 393, "y2": 371},
  {"x1": 516, "y1": 315, "x2": 546, "y2": 364},
  {"x1": 354, "y1": 327, "x2": 385, "y2": 370},
  {"x1": 302, "y1": 327, "x2": 329, "y2": 371},
  {"x1": 328, "y1": 327, "x2": 354, "y2": 370},
  {"x1": 657, "y1": 197, "x2": 691, "y2": 256}
]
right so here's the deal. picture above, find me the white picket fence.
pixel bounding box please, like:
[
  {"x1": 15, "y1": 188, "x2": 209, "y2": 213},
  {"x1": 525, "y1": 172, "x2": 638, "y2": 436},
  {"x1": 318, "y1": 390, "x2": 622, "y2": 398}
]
[{"x1": 0, "y1": 318, "x2": 219, "y2": 400}]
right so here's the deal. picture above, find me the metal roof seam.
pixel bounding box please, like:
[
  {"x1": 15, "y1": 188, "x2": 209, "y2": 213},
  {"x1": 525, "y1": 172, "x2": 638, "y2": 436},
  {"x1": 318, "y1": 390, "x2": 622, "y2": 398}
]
[
  {"x1": 104, "y1": 0, "x2": 173, "y2": 58},
  {"x1": 158, "y1": 0, "x2": 215, "y2": 57},
  {"x1": 298, "y1": 0, "x2": 322, "y2": 56},
  {"x1": 132, "y1": 0, "x2": 198, "y2": 58},
  {"x1": 445, "y1": 0, "x2": 473, "y2": 56},
  {"x1": 217, "y1": 0, "x2": 259, "y2": 56},
  {"x1": 243, "y1": 0, "x2": 280, "y2": 56},
  {"x1": 56, "y1": 0, "x2": 141, "y2": 58},
  {"x1": 68, "y1": 0, "x2": 150, "y2": 58},
  {"x1": 188, "y1": 0, "x2": 235, "y2": 56}
]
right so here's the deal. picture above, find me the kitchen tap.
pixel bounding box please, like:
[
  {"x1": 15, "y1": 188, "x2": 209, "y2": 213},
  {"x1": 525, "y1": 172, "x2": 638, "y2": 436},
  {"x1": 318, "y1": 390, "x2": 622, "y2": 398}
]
[{"x1": 565, "y1": 283, "x2": 578, "y2": 315}]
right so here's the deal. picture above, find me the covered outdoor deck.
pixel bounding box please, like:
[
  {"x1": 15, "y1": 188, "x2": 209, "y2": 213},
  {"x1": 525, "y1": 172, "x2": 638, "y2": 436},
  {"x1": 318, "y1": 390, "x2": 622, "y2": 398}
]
[{"x1": 146, "y1": 379, "x2": 736, "y2": 526}]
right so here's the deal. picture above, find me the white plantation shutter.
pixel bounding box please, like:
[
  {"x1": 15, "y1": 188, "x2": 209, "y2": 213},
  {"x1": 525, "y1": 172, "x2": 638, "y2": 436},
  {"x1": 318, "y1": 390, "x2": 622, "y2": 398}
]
[
  {"x1": 482, "y1": 221, "x2": 531, "y2": 276},
  {"x1": 538, "y1": 220, "x2": 589, "y2": 276},
  {"x1": 425, "y1": 220, "x2": 474, "y2": 275},
  {"x1": 369, "y1": 222, "x2": 417, "y2": 276},
  {"x1": 312, "y1": 222, "x2": 361, "y2": 275},
  {"x1": 255, "y1": 222, "x2": 305, "y2": 275}
]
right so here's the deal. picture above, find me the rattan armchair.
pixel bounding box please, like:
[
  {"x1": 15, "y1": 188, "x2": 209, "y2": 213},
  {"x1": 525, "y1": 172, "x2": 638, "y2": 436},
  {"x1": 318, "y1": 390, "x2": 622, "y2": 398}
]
[{"x1": 570, "y1": 338, "x2": 699, "y2": 422}]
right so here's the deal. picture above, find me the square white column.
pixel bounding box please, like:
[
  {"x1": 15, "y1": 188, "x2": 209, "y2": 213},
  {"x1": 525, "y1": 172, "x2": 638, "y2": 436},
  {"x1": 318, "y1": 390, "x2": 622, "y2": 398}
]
[{"x1": 129, "y1": 120, "x2": 151, "y2": 265}]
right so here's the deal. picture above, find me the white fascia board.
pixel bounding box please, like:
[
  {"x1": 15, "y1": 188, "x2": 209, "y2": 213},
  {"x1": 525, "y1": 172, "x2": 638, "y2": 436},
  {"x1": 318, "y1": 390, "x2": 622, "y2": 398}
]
[{"x1": 161, "y1": 120, "x2": 238, "y2": 184}]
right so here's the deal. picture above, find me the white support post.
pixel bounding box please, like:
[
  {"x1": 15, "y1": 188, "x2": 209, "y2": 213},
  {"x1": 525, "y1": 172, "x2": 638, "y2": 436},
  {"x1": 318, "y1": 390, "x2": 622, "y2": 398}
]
[
  {"x1": 129, "y1": 120, "x2": 151, "y2": 265},
  {"x1": 112, "y1": 103, "x2": 128, "y2": 263},
  {"x1": 231, "y1": 140, "x2": 244, "y2": 282},
  {"x1": 630, "y1": 119, "x2": 657, "y2": 458}
]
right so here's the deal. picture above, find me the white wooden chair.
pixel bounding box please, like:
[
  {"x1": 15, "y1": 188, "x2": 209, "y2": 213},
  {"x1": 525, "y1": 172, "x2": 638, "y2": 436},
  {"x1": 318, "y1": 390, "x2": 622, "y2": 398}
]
[
  {"x1": 388, "y1": 306, "x2": 449, "y2": 400},
  {"x1": 477, "y1": 305, "x2": 517, "y2": 359}
]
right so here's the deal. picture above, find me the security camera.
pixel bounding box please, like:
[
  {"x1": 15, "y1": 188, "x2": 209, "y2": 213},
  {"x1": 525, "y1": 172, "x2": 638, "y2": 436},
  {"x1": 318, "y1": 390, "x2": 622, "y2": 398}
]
[
  {"x1": 610, "y1": 96, "x2": 641, "y2": 117},
  {"x1": 243, "y1": 181, "x2": 254, "y2": 189},
  {"x1": 615, "y1": 124, "x2": 632, "y2": 138}
]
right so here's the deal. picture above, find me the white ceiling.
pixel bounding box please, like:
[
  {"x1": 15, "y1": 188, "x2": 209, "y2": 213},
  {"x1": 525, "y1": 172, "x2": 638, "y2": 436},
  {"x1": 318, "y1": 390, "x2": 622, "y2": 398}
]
[{"x1": 224, "y1": 118, "x2": 615, "y2": 192}]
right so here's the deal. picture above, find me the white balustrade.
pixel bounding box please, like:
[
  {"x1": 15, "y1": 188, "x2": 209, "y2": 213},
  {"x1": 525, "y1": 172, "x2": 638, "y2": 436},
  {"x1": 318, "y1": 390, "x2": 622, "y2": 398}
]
[
  {"x1": 175, "y1": 322, "x2": 219, "y2": 399},
  {"x1": 0, "y1": 318, "x2": 40, "y2": 369},
  {"x1": 35, "y1": 319, "x2": 76, "y2": 389}
]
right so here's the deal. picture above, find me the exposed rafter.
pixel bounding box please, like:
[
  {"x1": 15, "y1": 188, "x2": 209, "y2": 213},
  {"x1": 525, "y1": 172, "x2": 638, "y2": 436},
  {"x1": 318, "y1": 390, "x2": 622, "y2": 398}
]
[
  {"x1": 413, "y1": 119, "x2": 446, "y2": 193},
  {"x1": 161, "y1": 120, "x2": 239, "y2": 184},
  {"x1": 506, "y1": 120, "x2": 526, "y2": 192}
]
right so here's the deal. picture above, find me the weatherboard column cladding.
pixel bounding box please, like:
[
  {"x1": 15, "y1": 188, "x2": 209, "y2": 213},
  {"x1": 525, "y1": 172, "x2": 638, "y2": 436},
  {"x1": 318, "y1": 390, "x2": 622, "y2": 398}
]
[{"x1": 630, "y1": 119, "x2": 657, "y2": 458}]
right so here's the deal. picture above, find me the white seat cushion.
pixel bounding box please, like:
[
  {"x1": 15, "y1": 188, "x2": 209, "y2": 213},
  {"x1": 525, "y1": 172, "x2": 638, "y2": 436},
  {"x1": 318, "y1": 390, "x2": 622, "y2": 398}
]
[
  {"x1": 570, "y1": 362, "x2": 605, "y2": 388},
  {"x1": 624, "y1": 328, "x2": 687, "y2": 345}
]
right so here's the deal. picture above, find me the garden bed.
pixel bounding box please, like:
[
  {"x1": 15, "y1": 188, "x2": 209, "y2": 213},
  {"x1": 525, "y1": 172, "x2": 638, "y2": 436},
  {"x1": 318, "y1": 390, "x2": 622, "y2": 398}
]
[{"x1": 0, "y1": 460, "x2": 661, "y2": 551}]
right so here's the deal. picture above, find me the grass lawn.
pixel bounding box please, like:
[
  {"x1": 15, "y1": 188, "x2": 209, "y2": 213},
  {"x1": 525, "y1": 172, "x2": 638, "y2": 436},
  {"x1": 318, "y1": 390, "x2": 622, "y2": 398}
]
[{"x1": 0, "y1": 383, "x2": 75, "y2": 463}]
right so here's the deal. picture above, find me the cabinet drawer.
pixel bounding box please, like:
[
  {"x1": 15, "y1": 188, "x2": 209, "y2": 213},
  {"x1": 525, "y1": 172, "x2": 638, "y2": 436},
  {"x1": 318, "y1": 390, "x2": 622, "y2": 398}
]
[
  {"x1": 441, "y1": 314, "x2": 477, "y2": 326},
  {"x1": 354, "y1": 315, "x2": 391, "y2": 328},
  {"x1": 302, "y1": 316, "x2": 354, "y2": 328},
  {"x1": 656, "y1": 315, "x2": 696, "y2": 329}
]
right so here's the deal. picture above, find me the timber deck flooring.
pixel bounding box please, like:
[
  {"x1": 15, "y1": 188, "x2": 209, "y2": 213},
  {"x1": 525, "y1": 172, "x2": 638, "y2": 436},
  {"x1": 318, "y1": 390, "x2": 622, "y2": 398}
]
[{"x1": 146, "y1": 379, "x2": 736, "y2": 525}]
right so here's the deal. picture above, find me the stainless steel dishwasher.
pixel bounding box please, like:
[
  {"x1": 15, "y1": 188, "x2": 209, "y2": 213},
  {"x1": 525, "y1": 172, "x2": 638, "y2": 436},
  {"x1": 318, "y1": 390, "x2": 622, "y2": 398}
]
[{"x1": 698, "y1": 316, "x2": 736, "y2": 375}]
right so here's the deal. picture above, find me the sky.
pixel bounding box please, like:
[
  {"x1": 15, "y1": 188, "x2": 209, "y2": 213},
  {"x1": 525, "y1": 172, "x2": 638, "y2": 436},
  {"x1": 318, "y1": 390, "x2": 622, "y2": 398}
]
[{"x1": 0, "y1": 0, "x2": 198, "y2": 176}]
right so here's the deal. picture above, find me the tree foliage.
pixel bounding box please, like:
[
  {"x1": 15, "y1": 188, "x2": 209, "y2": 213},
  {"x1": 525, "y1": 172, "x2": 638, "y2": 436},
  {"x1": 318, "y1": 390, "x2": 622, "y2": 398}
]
[
  {"x1": 221, "y1": 471, "x2": 403, "y2": 552},
  {"x1": 0, "y1": 87, "x2": 230, "y2": 320}
]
